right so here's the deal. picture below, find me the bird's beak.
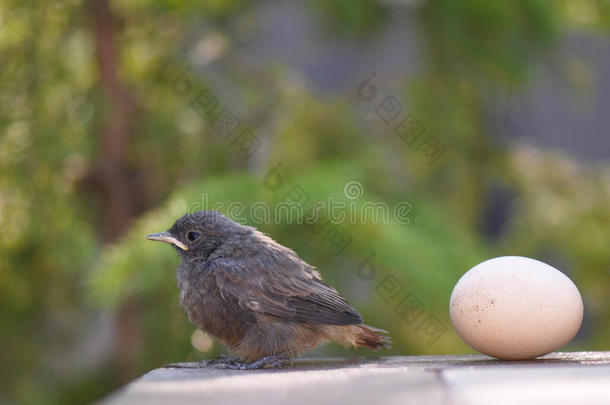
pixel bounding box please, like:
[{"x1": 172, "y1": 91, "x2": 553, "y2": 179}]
[{"x1": 146, "y1": 231, "x2": 189, "y2": 251}]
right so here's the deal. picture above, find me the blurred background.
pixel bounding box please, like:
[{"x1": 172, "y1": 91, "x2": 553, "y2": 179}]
[{"x1": 1, "y1": 0, "x2": 609, "y2": 403}]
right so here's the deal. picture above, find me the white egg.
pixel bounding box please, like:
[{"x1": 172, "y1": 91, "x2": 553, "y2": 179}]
[{"x1": 450, "y1": 256, "x2": 583, "y2": 360}]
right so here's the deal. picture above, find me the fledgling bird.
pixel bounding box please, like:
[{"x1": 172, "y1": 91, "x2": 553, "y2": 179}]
[{"x1": 147, "y1": 210, "x2": 391, "y2": 369}]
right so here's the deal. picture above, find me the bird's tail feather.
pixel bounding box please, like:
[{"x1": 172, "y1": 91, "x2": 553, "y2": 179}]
[{"x1": 354, "y1": 325, "x2": 392, "y2": 350}]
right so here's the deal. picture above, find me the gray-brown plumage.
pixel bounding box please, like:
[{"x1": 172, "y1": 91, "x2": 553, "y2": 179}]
[{"x1": 147, "y1": 210, "x2": 390, "y2": 369}]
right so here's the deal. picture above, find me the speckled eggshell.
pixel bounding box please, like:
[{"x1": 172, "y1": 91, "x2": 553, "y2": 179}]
[{"x1": 450, "y1": 256, "x2": 583, "y2": 360}]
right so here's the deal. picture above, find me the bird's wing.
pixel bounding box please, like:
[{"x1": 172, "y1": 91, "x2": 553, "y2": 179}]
[{"x1": 208, "y1": 258, "x2": 363, "y2": 325}]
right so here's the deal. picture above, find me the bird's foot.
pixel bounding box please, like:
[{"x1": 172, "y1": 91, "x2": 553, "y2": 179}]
[
  {"x1": 197, "y1": 354, "x2": 242, "y2": 368},
  {"x1": 240, "y1": 355, "x2": 293, "y2": 370},
  {"x1": 199, "y1": 354, "x2": 293, "y2": 370}
]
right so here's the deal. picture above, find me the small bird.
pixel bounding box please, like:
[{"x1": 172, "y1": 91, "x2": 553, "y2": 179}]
[{"x1": 147, "y1": 210, "x2": 390, "y2": 369}]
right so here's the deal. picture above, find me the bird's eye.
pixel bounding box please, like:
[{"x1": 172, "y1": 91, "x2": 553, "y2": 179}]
[{"x1": 187, "y1": 231, "x2": 200, "y2": 242}]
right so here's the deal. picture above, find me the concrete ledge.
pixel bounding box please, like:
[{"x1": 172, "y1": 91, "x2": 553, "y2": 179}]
[{"x1": 101, "y1": 352, "x2": 610, "y2": 405}]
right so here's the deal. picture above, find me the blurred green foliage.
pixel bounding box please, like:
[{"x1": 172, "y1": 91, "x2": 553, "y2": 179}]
[{"x1": 1, "y1": 0, "x2": 609, "y2": 403}]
